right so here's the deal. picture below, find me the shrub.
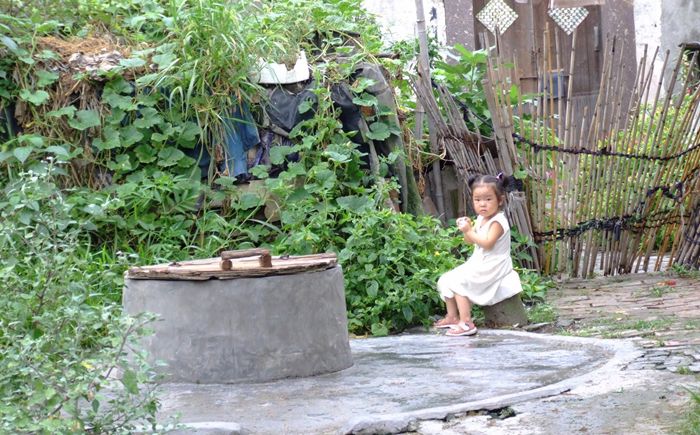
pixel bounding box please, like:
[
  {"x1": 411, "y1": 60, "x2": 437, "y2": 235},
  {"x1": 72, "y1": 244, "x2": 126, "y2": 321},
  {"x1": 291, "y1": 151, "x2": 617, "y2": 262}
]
[
  {"x1": 338, "y1": 210, "x2": 471, "y2": 335},
  {"x1": 0, "y1": 163, "x2": 165, "y2": 433}
]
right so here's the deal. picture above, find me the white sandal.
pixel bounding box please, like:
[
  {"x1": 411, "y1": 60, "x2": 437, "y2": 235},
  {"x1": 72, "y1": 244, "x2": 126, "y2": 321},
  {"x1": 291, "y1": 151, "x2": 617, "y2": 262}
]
[{"x1": 446, "y1": 321, "x2": 478, "y2": 336}]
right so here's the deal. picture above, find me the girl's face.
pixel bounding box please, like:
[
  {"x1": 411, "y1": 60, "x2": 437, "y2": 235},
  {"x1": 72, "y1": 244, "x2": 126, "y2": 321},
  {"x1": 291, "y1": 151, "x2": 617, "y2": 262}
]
[{"x1": 472, "y1": 184, "x2": 502, "y2": 219}]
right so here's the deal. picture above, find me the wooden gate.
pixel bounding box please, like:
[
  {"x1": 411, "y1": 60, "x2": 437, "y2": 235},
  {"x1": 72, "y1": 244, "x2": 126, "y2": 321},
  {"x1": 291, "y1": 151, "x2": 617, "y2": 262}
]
[{"x1": 473, "y1": 0, "x2": 603, "y2": 97}]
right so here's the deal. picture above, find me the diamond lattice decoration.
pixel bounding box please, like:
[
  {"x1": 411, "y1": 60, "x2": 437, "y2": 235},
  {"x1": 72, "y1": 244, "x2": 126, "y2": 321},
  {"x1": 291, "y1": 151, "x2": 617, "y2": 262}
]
[
  {"x1": 476, "y1": 0, "x2": 518, "y2": 36},
  {"x1": 548, "y1": 7, "x2": 589, "y2": 35}
]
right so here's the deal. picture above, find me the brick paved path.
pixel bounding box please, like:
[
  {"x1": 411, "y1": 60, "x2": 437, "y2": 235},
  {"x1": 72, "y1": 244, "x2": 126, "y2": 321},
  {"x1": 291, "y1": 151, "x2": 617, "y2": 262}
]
[{"x1": 549, "y1": 272, "x2": 700, "y2": 372}]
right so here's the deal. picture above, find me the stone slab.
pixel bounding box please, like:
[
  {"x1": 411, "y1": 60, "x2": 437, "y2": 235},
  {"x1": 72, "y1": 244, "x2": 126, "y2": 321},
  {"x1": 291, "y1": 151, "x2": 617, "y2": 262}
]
[{"x1": 155, "y1": 331, "x2": 637, "y2": 434}]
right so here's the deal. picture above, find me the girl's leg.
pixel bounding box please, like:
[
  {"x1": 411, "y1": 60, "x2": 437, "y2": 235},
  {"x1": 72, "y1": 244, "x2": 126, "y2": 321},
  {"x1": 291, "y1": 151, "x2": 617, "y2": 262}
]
[
  {"x1": 434, "y1": 297, "x2": 460, "y2": 327},
  {"x1": 454, "y1": 294, "x2": 473, "y2": 323},
  {"x1": 444, "y1": 297, "x2": 459, "y2": 321},
  {"x1": 446, "y1": 294, "x2": 478, "y2": 336}
]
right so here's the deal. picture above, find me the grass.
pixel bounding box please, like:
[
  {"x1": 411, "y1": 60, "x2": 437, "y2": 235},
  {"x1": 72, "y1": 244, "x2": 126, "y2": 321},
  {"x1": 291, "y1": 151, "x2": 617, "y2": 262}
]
[
  {"x1": 678, "y1": 389, "x2": 700, "y2": 434},
  {"x1": 677, "y1": 366, "x2": 693, "y2": 375},
  {"x1": 560, "y1": 317, "x2": 675, "y2": 339},
  {"x1": 651, "y1": 285, "x2": 667, "y2": 297},
  {"x1": 527, "y1": 303, "x2": 557, "y2": 324},
  {"x1": 686, "y1": 320, "x2": 700, "y2": 330},
  {"x1": 671, "y1": 264, "x2": 700, "y2": 279}
]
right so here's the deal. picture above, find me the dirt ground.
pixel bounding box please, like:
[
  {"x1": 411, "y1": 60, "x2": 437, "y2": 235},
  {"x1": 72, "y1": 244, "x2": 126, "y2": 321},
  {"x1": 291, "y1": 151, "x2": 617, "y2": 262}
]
[{"x1": 410, "y1": 271, "x2": 700, "y2": 435}]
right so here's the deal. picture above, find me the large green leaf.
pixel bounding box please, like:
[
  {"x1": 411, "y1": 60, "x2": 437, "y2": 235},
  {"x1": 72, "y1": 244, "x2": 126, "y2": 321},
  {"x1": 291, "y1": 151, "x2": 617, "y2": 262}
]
[
  {"x1": 366, "y1": 122, "x2": 391, "y2": 141},
  {"x1": 13, "y1": 146, "x2": 33, "y2": 163},
  {"x1": 180, "y1": 122, "x2": 200, "y2": 142},
  {"x1": 352, "y1": 93, "x2": 378, "y2": 107},
  {"x1": 103, "y1": 92, "x2": 137, "y2": 111},
  {"x1": 152, "y1": 52, "x2": 177, "y2": 69},
  {"x1": 323, "y1": 150, "x2": 352, "y2": 163},
  {"x1": 107, "y1": 154, "x2": 133, "y2": 171},
  {"x1": 19, "y1": 89, "x2": 50, "y2": 106},
  {"x1": 68, "y1": 110, "x2": 101, "y2": 130},
  {"x1": 157, "y1": 147, "x2": 185, "y2": 167},
  {"x1": 121, "y1": 369, "x2": 139, "y2": 395},
  {"x1": 36, "y1": 70, "x2": 59, "y2": 87},
  {"x1": 336, "y1": 195, "x2": 373, "y2": 213},
  {"x1": 18, "y1": 135, "x2": 45, "y2": 147},
  {"x1": 47, "y1": 106, "x2": 77, "y2": 118},
  {"x1": 44, "y1": 145, "x2": 71, "y2": 160},
  {"x1": 238, "y1": 192, "x2": 264, "y2": 209},
  {"x1": 134, "y1": 144, "x2": 157, "y2": 163},
  {"x1": 120, "y1": 126, "x2": 144, "y2": 147},
  {"x1": 270, "y1": 146, "x2": 293, "y2": 165},
  {"x1": 367, "y1": 280, "x2": 379, "y2": 297},
  {"x1": 133, "y1": 107, "x2": 162, "y2": 129},
  {"x1": 119, "y1": 57, "x2": 146, "y2": 68},
  {"x1": 0, "y1": 35, "x2": 18, "y2": 52},
  {"x1": 402, "y1": 306, "x2": 413, "y2": 322},
  {"x1": 93, "y1": 127, "x2": 121, "y2": 150},
  {"x1": 350, "y1": 77, "x2": 376, "y2": 93}
]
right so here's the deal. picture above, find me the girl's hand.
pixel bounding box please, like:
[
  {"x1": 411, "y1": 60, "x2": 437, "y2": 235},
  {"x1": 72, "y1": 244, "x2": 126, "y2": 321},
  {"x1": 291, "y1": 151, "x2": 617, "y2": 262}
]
[{"x1": 457, "y1": 216, "x2": 472, "y2": 232}]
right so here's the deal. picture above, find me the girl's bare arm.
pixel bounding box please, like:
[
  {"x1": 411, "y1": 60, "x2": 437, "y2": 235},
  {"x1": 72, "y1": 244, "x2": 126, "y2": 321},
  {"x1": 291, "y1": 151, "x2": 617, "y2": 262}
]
[{"x1": 463, "y1": 221, "x2": 504, "y2": 250}]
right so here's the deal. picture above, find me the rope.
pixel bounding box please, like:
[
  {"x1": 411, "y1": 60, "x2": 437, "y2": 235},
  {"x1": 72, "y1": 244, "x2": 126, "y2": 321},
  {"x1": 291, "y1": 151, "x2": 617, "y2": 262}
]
[{"x1": 513, "y1": 133, "x2": 700, "y2": 162}]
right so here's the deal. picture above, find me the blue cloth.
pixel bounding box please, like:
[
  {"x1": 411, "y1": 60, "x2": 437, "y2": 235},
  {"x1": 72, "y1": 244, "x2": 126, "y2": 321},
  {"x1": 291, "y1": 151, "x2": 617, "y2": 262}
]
[{"x1": 222, "y1": 102, "x2": 259, "y2": 177}]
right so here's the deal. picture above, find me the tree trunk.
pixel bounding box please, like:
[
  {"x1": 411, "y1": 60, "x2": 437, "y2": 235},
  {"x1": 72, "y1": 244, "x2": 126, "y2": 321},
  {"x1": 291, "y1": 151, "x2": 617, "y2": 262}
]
[{"x1": 483, "y1": 294, "x2": 528, "y2": 328}]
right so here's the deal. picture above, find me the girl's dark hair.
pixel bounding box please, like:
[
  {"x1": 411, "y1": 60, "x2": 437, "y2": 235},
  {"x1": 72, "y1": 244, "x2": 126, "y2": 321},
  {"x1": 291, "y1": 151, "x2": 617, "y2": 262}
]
[{"x1": 467, "y1": 173, "x2": 512, "y2": 198}]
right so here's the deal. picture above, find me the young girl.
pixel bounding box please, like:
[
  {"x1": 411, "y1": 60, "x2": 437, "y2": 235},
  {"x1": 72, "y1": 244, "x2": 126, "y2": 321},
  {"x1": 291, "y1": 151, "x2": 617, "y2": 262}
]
[{"x1": 434, "y1": 173, "x2": 523, "y2": 337}]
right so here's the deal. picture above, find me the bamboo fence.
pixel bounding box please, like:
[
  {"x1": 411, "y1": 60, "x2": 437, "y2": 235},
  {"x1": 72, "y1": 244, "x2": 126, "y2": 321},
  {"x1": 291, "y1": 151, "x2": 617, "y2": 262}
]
[{"x1": 483, "y1": 27, "x2": 700, "y2": 277}]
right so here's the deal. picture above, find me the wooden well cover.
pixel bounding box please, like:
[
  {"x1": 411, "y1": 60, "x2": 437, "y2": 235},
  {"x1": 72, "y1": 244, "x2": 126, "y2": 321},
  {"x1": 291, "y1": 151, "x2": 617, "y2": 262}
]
[{"x1": 126, "y1": 253, "x2": 338, "y2": 281}]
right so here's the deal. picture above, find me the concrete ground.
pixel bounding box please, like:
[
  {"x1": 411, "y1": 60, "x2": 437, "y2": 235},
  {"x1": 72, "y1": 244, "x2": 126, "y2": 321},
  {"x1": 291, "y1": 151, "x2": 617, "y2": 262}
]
[
  {"x1": 413, "y1": 272, "x2": 700, "y2": 435},
  {"x1": 158, "y1": 272, "x2": 700, "y2": 435}
]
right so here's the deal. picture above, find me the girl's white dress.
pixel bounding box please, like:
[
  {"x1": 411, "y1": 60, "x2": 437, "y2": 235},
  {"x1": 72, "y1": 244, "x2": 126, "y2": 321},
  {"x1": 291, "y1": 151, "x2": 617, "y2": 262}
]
[{"x1": 437, "y1": 211, "x2": 522, "y2": 306}]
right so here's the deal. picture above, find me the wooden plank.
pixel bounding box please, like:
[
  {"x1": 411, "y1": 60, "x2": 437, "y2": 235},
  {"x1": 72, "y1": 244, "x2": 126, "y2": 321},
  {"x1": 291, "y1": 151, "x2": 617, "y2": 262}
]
[{"x1": 126, "y1": 253, "x2": 338, "y2": 280}]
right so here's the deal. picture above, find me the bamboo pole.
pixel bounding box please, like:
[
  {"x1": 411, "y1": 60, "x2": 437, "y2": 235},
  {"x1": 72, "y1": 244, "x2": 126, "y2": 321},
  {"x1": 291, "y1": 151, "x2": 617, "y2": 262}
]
[
  {"x1": 613, "y1": 44, "x2": 649, "y2": 273},
  {"x1": 636, "y1": 49, "x2": 683, "y2": 272},
  {"x1": 620, "y1": 46, "x2": 659, "y2": 271},
  {"x1": 414, "y1": 0, "x2": 445, "y2": 223},
  {"x1": 600, "y1": 36, "x2": 628, "y2": 275}
]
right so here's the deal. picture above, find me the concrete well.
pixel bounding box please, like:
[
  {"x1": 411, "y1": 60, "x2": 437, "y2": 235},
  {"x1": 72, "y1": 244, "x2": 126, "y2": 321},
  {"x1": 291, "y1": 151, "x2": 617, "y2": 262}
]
[{"x1": 123, "y1": 265, "x2": 353, "y2": 384}]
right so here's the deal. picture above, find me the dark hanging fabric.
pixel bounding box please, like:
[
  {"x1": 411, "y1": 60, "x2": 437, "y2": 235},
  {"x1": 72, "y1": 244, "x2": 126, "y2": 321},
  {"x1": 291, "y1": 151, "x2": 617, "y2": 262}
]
[
  {"x1": 255, "y1": 129, "x2": 298, "y2": 177},
  {"x1": 330, "y1": 83, "x2": 364, "y2": 145},
  {"x1": 330, "y1": 82, "x2": 372, "y2": 168},
  {"x1": 265, "y1": 84, "x2": 317, "y2": 132},
  {"x1": 0, "y1": 103, "x2": 20, "y2": 142}
]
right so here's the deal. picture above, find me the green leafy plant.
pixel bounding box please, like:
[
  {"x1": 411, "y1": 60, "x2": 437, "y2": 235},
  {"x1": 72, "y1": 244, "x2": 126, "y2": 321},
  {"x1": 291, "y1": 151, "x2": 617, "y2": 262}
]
[
  {"x1": 338, "y1": 210, "x2": 471, "y2": 335},
  {"x1": 0, "y1": 163, "x2": 168, "y2": 433},
  {"x1": 518, "y1": 268, "x2": 556, "y2": 303},
  {"x1": 671, "y1": 263, "x2": 700, "y2": 278},
  {"x1": 433, "y1": 45, "x2": 492, "y2": 136},
  {"x1": 527, "y1": 303, "x2": 557, "y2": 324}
]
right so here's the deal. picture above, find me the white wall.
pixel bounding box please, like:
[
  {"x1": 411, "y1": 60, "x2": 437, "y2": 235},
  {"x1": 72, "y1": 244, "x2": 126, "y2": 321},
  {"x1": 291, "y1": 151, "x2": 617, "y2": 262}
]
[
  {"x1": 635, "y1": 0, "x2": 700, "y2": 96},
  {"x1": 633, "y1": 0, "x2": 663, "y2": 96},
  {"x1": 362, "y1": 0, "x2": 447, "y2": 45}
]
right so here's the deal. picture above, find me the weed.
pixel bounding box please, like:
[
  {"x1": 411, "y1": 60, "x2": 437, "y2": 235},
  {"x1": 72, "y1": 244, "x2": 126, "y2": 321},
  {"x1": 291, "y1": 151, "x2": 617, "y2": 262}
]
[
  {"x1": 562, "y1": 317, "x2": 674, "y2": 339},
  {"x1": 527, "y1": 303, "x2": 557, "y2": 324},
  {"x1": 672, "y1": 264, "x2": 700, "y2": 279},
  {"x1": 685, "y1": 320, "x2": 700, "y2": 330},
  {"x1": 678, "y1": 388, "x2": 700, "y2": 434},
  {"x1": 651, "y1": 286, "x2": 666, "y2": 297},
  {"x1": 677, "y1": 366, "x2": 692, "y2": 375}
]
